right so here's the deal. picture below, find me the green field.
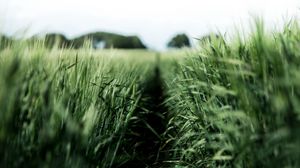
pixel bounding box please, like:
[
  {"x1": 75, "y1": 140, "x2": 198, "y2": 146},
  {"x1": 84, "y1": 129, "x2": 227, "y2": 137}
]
[{"x1": 1, "y1": 20, "x2": 300, "y2": 168}]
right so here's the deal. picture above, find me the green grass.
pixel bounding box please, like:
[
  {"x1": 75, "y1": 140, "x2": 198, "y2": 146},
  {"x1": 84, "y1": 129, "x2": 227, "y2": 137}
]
[
  {"x1": 1, "y1": 19, "x2": 300, "y2": 168},
  {"x1": 164, "y1": 19, "x2": 300, "y2": 167}
]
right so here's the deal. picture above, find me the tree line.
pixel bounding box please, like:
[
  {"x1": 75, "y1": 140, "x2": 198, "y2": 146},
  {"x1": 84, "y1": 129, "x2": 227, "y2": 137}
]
[{"x1": 0, "y1": 32, "x2": 220, "y2": 49}]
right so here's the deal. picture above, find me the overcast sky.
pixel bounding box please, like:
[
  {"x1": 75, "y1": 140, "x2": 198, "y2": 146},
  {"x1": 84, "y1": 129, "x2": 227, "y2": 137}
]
[{"x1": 0, "y1": 0, "x2": 299, "y2": 49}]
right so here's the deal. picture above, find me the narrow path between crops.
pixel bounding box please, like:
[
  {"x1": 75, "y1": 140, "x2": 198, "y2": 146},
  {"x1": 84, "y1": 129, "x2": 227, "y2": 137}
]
[{"x1": 119, "y1": 61, "x2": 172, "y2": 168}]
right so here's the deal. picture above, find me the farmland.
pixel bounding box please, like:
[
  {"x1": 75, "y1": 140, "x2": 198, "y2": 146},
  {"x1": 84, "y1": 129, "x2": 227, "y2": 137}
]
[{"x1": 1, "y1": 20, "x2": 300, "y2": 167}]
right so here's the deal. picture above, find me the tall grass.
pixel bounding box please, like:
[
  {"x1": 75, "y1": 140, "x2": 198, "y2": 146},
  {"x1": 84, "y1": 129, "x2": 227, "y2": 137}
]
[
  {"x1": 0, "y1": 42, "x2": 159, "y2": 167},
  {"x1": 1, "y1": 19, "x2": 300, "y2": 168},
  {"x1": 165, "y1": 19, "x2": 300, "y2": 167}
]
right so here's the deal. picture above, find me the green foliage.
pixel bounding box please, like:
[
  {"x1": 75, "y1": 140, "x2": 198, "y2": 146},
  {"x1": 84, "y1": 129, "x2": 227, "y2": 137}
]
[
  {"x1": 197, "y1": 33, "x2": 221, "y2": 45},
  {"x1": 44, "y1": 33, "x2": 71, "y2": 48},
  {"x1": 0, "y1": 35, "x2": 13, "y2": 49},
  {"x1": 1, "y1": 32, "x2": 147, "y2": 50},
  {"x1": 1, "y1": 19, "x2": 300, "y2": 168},
  {"x1": 0, "y1": 46, "x2": 156, "y2": 167},
  {"x1": 164, "y1": 19, "x2": 300, "y2": 167},
  {"x1": 72, "y1": 32, "x2": 147, "y2": 49},
  {"x1": 167, "y1": 33, "x2": 191, "y2": 48}
]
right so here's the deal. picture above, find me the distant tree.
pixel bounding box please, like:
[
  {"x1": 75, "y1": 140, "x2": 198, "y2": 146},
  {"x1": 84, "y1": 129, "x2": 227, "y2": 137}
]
[
  {"x1": 44, "y1": 33, "x2": 70, "y2": 48},
  {"x1": 7, "y1": 32, "x2": 147, "y2": 50},
  {"x1": 167, "y1": 33, "x2": 191, "y2": 48},
  {"x1": 197, "y1": 34, "x2": 220, "y2": 45},
  {"x1": 71, "y1": 32, "x2": 147, "y2": 49},
  {"x1": 0, "y1": 35, "x2": 13, "y2": 49}
]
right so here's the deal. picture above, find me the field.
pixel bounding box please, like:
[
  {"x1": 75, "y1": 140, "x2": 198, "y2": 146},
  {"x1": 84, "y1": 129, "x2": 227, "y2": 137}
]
[{"x1": 1, "y1": 20, "x2": 300, "y2": 168}]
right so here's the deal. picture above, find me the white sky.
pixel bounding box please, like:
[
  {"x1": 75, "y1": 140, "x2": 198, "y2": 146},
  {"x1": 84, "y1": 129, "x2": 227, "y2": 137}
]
[{"x1": 0, "y1": 0, "x2": 299, "y2": 49}]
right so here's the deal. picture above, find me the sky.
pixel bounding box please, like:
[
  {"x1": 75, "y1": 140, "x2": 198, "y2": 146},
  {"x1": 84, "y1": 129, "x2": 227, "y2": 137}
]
[{"x1": 0, "y1": 0, "x2": 299, "y2": 50}]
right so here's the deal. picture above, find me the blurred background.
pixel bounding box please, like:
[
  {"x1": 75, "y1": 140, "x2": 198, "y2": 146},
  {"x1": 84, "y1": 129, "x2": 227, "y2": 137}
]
[{"x1": 0, "y1": 0, "x2": 299, "y2": 50}]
